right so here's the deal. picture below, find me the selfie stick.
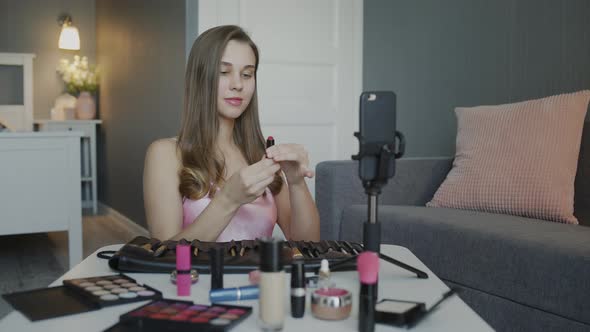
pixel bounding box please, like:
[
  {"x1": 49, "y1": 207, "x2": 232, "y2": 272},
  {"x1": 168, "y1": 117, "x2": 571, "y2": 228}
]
[{"x1": 330, "y1": 113, "x2": 427, "y2": 279}]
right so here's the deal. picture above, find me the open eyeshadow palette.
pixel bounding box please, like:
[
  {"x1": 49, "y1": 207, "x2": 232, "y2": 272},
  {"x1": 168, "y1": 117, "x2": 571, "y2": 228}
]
[
  {"x1": 2, "y1": 274, "x2": 161, "y2": 321},
  {"x1": 104, "y1": 299, "x2": 252, "y2": 332},
  {"x1": 106, "y1": 236, "x2": 363, "y2": 274}
]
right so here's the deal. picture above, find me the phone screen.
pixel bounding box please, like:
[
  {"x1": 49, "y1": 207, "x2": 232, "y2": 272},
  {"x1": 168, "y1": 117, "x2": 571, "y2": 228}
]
[{"x1": 358, "y1": 91, "x2": 397, "y2": 182}]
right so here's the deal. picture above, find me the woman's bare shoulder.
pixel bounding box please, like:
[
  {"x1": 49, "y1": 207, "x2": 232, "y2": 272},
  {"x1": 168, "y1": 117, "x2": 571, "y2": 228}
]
[{"x1": 146, "y1": 137, "x2": 181, "y2": 165}]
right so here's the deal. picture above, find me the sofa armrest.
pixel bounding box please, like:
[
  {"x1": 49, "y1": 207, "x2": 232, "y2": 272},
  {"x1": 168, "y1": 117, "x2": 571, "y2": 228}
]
[{"x1": 315, "y1": 157, "x2": 453, "y2": 240}]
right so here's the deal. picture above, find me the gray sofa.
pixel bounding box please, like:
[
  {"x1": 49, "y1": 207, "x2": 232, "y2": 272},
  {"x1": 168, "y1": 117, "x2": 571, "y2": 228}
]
[{"x1": 315, "y1": 125, "x2": 590, "y2": 332}]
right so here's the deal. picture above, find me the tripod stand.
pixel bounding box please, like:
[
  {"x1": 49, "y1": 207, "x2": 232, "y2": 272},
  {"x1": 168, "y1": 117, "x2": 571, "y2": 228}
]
[{"x1": 330, "y1": 131, "x2": 428, "y2": 279}]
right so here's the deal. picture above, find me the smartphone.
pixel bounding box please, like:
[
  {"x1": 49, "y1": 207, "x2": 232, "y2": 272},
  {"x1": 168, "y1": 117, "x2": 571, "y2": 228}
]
[{"x1": 358, "y1": 91, "x2": 397, "y2": 182}]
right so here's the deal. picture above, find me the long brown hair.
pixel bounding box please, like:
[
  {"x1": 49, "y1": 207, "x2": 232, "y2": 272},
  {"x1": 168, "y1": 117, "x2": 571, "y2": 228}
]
[{"x1": 178, "y1": 25, "x2": 282, "y2": 200}]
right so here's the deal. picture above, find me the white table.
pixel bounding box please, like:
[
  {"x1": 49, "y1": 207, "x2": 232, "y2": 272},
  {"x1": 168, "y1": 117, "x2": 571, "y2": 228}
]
[{"x1": 0, "y1": 244, "x2": 492, "y2": 331}]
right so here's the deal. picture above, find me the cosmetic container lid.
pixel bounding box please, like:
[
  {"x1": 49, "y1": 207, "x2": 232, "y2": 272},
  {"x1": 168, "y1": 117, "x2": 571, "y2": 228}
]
[
  {"x1": 291, "y1": 260, "x2": 305, "y2": 288},
  {"x1": 260, "y1": 237, "x2": 283, "y2": 272}
]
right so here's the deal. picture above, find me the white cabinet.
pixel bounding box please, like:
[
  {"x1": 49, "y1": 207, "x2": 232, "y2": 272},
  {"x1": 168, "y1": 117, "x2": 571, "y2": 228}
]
[
  {"x1": 35, "y1": 119, "x2": 102, "y2": 213},
  {"x1": 0, "y1": 132, "x2": 82, "y2": 268}
]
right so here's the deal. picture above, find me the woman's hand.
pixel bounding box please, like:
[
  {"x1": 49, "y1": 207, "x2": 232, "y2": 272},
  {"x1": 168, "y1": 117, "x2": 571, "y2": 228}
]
[
  {"x1": 265, "y1": 144, "x2": 314, "y2": 185},
  {"x1": 219, "y1": 157, "x2": 281, "y2": 206}
]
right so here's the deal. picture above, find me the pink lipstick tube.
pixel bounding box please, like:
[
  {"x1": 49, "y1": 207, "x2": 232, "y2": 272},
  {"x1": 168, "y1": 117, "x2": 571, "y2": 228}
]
[{"x1": 176, "y1": 244, "x2": 191, "y2": 296}]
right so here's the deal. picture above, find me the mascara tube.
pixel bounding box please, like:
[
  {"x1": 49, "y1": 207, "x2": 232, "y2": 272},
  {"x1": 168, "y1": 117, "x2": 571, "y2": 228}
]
[
  {"x1": 291, "y1": 260, "x2": 306, "y2": 318},
  {"x1": 210, "y1": 246, "x2": 224, "y2": 290}
]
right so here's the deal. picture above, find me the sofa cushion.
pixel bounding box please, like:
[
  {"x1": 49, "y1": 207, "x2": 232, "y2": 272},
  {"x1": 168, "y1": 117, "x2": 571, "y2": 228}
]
[
  {"x1": 428, "y1": 90, "x2": 590, "y2": 224},
  {"x1": 340, "y1": 205, "x2": 590, "y2": 325}
]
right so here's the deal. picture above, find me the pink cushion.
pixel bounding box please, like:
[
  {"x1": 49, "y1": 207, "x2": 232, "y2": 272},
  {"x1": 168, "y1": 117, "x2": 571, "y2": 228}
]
[{"x1": 427, "y1": 90, "x2": 590, "y2": 224}]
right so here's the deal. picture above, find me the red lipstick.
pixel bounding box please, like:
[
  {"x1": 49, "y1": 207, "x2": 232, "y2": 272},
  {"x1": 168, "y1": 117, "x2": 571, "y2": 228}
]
[{"x1": 266, "y1": 136, "x2": 275, "y2": 149}]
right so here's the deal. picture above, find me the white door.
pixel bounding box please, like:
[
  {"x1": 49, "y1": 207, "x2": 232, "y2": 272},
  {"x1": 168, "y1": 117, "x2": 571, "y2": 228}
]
[{"x1": 198, "y1": 0, "x2": 363, "y2": 196}]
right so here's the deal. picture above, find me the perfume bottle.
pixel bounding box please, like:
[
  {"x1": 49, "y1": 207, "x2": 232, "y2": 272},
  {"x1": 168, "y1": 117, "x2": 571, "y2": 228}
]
[{"x1": 318, "y1": 259, "x2": 334, "y2": 289}]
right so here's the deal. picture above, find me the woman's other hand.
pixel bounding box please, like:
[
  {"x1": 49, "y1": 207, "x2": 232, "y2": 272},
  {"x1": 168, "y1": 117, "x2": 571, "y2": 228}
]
[
  {"x1": 265, "y1": 144, "x2": 314, "y2": 185},
  {"x1": 219, "y1": 157, "x2": 281, "y2": 206}
]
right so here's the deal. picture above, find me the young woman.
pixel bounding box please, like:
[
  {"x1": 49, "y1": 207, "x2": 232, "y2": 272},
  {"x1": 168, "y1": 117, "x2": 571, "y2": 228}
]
[{"x1": 143, "y1": 25, "x2": 320, "y2": 242}]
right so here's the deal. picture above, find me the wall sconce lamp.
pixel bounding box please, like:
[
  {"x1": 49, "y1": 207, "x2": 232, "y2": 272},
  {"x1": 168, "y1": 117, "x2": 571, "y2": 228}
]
[{"x1": 58, "y1": 14, "x2": 80, "y2": 50}]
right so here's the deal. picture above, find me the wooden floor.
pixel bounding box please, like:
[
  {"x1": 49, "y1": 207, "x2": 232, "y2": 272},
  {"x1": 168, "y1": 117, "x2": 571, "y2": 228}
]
[{"x1": 0, "y1": 208, "x2": 148, "y2": 320}]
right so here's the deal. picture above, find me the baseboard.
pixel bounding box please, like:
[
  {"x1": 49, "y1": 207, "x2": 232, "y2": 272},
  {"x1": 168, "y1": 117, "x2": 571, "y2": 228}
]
[{"x1": 97, "y1": 202, "x2": 149, "y2": 237}]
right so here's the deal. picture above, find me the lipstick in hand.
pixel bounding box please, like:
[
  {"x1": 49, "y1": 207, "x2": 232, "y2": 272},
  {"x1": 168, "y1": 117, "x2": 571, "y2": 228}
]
[
  {"x1": 266, "y1": 136, "x2": 275, "y2": 149},
  {"x1": 358, "y1": 251, "x2": 379, "y2": 332}
]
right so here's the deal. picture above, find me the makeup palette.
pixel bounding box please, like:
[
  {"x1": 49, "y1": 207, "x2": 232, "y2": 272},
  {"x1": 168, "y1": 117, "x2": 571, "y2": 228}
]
[
  {"x1": 2, "y1": 274, "x2": 162, "y2": 321},
  {"x1": 63, "y1": 274, "x2": 161, "y2": 307},
  {"x1": 106, "y1": 299, "x2": 252, "y2": 331}
]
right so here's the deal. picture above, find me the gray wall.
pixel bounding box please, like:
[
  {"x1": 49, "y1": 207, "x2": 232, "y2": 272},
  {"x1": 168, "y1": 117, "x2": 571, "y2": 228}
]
[
  {"x1": 96, "y1": 0, "x2": 185, "y2": 227},
  {"x1": 364, "y1": 0, "x2": 590, "y2": 157},
  {"x1": 0, "y1": 0, "x2": 96, "y2": 119}
]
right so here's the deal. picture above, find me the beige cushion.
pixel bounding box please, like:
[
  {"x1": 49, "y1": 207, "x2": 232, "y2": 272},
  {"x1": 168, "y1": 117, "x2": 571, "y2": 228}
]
[{"x1": 427, "y1": 90, "x2": 590, "y2": 224}]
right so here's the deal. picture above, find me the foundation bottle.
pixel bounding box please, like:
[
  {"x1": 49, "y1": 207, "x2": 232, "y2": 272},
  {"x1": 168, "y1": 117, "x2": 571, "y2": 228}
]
[{"x1": 258, "y1": 238, "x2": 285, "y2": 331}]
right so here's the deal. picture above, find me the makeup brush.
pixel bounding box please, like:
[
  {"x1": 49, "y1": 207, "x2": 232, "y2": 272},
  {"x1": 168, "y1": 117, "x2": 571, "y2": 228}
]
[{"x1": 358, "y1": 251, "x2": 379, "y2": 332}]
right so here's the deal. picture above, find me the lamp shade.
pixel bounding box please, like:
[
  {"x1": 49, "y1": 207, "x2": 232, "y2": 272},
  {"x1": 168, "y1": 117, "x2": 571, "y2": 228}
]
[{"x1": 58, "y1": 25, "x2": 80, "y2": 50}]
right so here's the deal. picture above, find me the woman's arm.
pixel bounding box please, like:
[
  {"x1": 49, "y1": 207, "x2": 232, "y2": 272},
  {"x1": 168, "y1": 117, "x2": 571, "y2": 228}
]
[
  {"x1": 275, "y1": 175, "x2": 320, "y2": 241},
  {"x1": 144, "y1": 141, "x2": 280, "y2": 241},
  {"x1": 143, "y1": 139, "x2": 184, "y2": 240},
  {"x1": 268, "y1": 143, "x2": 320, "y2": 241}
]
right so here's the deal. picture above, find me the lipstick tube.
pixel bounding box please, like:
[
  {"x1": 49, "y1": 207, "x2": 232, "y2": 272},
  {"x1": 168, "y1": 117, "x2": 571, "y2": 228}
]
[
  {"x1": 266, "y1": 136, "x2": 275, "y2": 149},
  {"x1": 176, "y1": 244, "x2": 191, "y2": 296},
  {"x1": 291, "y1": 260, "x2": 306, "y2": 318},
  {"x1": 209, "y1": 285, "x2": 259, "y2": 302}
]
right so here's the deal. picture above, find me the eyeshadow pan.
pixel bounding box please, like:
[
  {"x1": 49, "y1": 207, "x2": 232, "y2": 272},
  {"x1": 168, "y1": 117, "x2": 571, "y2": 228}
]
[
  {"x1": 128, "y1": 286, "x2": 145, "y2": 292},
  {"x1": 113, "y1": 279, "x2": 128, "y2": 284},
  {"x1": 111, "y1": 288, "x2": 128, "y2": 294},
  {"x1": 84, "y1": 286, "x2": 102, "y2": 292},
  {"x1": 210, "y1": 318, "x2": 231, "y2": 326},
  {"x1": 121, "y1": 283, "x2": 137, "y2": 288},
  {"x1": 79, "y1": 282, "x2": 94, "y2": 288},
  {"x1": 150, "y1": 313, "x2": 170, "y2": 319},
  {"x1": 181, "y1": 309, "x2": 200, "y2": 316},
  {"x1": 227, "y1": 308, "x2": 246, "y2": 315},
  {"x1": 189, "y1": 305, "x2": 209, "y2": 311},
  {"x1": 160, "y1": 307, "x2": 178, "y2": 315},
  {"x1": 96, "y1": 280, "x2": 112, "y2": 286},
  {"x1": 100, "y1": 294, "x2": 118, "y2": 301},
  {"x1": 190, "y1": 316, "x2": 210, "y2": 323},
  {"x1": 119, "y1": 292, "x2": 138, "y2": 299},
  {"x1": 209, "y1": 306, "x2": 227, "y2": 313},
  {"x1": 219, "y1": 313, "x2": 239, "y2": 320},
  {"x1": 92, "y1": 290, "x2": 110, "y2": 296},
  {"x1": 199, "y1": 312, "x2": 218, "y2": 319},
  {"x1": 103, "y1": 285, "x2": 118, "y2": 290}
]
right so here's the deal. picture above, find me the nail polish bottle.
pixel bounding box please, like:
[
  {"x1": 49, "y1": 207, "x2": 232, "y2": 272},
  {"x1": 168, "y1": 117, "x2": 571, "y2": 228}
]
[{"x1": 258, "y1": 238, "x2": 285, "y2": 331}]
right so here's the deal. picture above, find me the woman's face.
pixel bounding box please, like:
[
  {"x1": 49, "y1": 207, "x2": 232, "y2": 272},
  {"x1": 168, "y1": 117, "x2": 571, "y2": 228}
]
[{"x1": 217, "y1": 40, "x2": 256, "y2": 120}]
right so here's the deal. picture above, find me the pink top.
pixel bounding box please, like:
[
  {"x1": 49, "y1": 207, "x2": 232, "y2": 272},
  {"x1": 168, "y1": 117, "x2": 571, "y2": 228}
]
[{"x1": 182, "y1": 187, "x2": 277, "y2": 242}]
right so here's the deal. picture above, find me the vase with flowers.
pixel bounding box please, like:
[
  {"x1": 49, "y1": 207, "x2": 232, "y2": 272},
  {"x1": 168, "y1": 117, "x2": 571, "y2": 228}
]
[{"x1": 56, "y1": 55, "x2": 99, "y2": 120}]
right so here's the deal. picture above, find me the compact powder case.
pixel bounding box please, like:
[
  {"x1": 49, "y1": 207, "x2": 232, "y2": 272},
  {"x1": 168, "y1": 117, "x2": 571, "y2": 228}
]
[{"x1": 311, "y1": 288, "x2": 352, "y2": 320}]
